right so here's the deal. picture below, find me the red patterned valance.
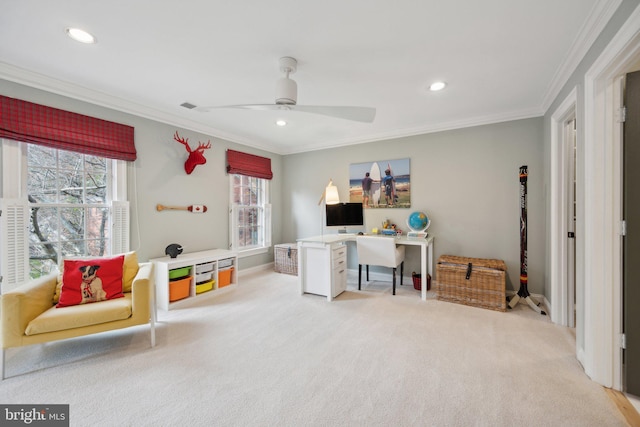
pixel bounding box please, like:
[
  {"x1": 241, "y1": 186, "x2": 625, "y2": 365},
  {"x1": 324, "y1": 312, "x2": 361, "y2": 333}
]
[
  {"x1": 226, "y1": 149, "x2": 273, "y2": 180},
  {"x1": 0, "y1": 95, "x2": 136, "y2": 161}
]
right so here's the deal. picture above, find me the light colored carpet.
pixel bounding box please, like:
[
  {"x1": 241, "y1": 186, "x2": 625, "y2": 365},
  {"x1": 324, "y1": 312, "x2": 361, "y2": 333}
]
[{"x1": 1, "y1": 270, "x2": 627, "y2": 427}]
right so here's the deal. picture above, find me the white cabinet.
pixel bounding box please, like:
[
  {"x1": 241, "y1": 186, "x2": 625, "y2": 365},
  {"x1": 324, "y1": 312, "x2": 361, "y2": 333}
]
[
  {"x1": 150, "y1": 249, "x2": 238, "y2": 310},
  {"x1": 332, "y1": 245, "x2": 347, "y2": 296},
  {"x1": 298, "y1": 236, "x2": 349, "y2": 301}
]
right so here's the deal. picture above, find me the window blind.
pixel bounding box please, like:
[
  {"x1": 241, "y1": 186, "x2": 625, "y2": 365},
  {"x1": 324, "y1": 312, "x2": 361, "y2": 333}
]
[
  {"x1": 0, "y1": 95, "x2": 136, "y2": 161},
  {"x1": 226, "y1": 149, "x2": 273, "y2": 180}
]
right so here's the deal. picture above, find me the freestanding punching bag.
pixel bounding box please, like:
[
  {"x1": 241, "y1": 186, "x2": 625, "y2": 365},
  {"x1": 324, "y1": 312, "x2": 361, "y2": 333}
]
[
  {"x1": 508, "y1": 165, "x2": 546, "y2": 315},
  {"x1": 519, "y1": 165, "x2": 529, "y2": 296}
]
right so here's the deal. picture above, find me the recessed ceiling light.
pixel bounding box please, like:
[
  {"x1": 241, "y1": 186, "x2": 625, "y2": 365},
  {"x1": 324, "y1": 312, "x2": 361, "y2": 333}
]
[
  {"x1": 65, "y1": 27, "x2": 96, "y2": 44},
  {"x1": 429, "y1": 81, "x2": 447, "y2": 91},
  {"x1": 276, "y1": 120, "x2": 287, "y2": 127}
]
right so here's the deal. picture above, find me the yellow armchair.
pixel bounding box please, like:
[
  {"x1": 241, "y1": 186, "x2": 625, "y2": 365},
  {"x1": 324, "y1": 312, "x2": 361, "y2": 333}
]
[{"x1": 1, "y1": 255, "x2": 155, "y2": 379}]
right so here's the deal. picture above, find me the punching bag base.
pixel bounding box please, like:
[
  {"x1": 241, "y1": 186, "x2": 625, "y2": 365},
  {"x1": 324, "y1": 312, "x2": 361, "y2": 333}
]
[{"x1": 508, "y1": 293, "x2": 547, "y2": 315}]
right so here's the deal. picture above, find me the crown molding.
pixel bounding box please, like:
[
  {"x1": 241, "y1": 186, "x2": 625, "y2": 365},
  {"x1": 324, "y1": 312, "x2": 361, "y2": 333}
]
[
  {"x1": 0, "y1": 62, "x2": 279, "y2": 154},
  {"x1": 282, "y1": 107, "x2": 543, "y2": 155},
  {"x1": 540, "y1": 0, "x2": 622, "y2": 112}
]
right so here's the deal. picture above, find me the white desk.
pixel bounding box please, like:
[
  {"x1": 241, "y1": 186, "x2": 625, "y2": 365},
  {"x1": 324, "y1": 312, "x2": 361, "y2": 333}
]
[
  {"x1": 396, "y1": 235, "x2": 435, "y2": 301},
  {"x1": 297, "y1": 234, "x2": 434, "y2": 301}
]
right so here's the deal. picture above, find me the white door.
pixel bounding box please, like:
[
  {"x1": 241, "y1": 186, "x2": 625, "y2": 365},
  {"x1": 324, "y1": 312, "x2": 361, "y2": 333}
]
[{"x1": 565, "y1": 119, "x2": 577, "y2": 328}]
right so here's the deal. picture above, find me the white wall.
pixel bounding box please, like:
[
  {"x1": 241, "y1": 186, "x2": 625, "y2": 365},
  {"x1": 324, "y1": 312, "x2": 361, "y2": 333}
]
[
  {"x1": 0, "y1": 82, "x2": 553, "y2": 298},
  {"x1": 541, "y1": 0, "x2": 640, "y2": 387},
  {"x1": 0, "y1": 79, "x2": 284, "y2": 268},
  {"x1": 282, "y1": 118, "x2": 544, "y2": 294}
]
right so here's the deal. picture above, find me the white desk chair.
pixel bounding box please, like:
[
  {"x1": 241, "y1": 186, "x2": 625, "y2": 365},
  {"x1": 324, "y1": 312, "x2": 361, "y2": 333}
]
[{"x1": 356, "y1": 235, "x2": 406, "y2": 295}]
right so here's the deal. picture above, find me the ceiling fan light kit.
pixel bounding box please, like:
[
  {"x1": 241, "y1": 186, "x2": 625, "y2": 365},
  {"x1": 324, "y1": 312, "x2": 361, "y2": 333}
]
[
  {"x1": 275, "y1": 56, "x2": 298, "y2": 105},
  {"x1": 275, "y1": 76, "x2": 297, "y2": 105}
]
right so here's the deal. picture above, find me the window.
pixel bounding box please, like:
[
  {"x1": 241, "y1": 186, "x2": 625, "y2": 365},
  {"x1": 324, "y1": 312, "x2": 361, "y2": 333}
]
[
  {"x1": 27, "y1": 145, "x2": 114, "y2": 277},
  {"x1": 229, "y1": 174, "x2": 271, "y2": 255},
  {"x1": 1, "y1": 140, "x2": 129, "y2": 286}
]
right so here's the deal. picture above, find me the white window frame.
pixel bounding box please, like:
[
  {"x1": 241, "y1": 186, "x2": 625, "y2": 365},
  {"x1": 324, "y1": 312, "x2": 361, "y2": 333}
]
[
  {"x1": 1, "y1": 139, "x2": 129, "y2": 290},
  {"x1": 229, "y1": 174, "x2": 271, "y2": 258}
]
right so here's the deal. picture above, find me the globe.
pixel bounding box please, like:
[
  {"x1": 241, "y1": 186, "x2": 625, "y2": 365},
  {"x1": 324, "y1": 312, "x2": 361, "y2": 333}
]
[{"x1": 407, "y1": 211, "x2": 430, "y2": 232}]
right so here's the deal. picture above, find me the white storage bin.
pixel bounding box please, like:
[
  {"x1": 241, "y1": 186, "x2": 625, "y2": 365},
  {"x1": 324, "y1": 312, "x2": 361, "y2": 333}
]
[
  {"x1": 218, "y1": 258, "x2": 234, "y2": 269},
  {"x1": 195, "y1": 262, "x2": 214, "y2": 274},
  {"x1": 195, "y1": 271, "x2": 213, "y2": 284}
]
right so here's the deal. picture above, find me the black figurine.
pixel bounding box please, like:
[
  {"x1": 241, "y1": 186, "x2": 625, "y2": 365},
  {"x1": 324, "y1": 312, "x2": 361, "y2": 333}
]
[{"x1": 165, "y1": 243, "x2": 183, "y2": 258}]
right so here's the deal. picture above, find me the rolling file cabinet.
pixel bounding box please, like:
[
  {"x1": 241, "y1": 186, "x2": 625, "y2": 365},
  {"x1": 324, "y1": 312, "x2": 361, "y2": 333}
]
[
  {"x1": 297, "y1": 235, "x2": 350, "y2": 301},
  {"x1": 331, "y1": 244, "x2": 347, "y2": 296}
]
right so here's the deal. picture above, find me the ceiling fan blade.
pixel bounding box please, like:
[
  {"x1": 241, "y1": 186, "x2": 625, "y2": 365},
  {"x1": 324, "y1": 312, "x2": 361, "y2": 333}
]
[
  {"x1": 196, "y1": 104, "x2": 375, "y2": 123},
  {"x1": 193, "y1": 104, "x2": 292, "y2": 113}
]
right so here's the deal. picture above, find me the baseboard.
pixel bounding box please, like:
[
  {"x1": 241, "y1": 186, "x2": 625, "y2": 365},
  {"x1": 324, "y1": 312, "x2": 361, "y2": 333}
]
[
  {"x1": 250, "y1": 266, "x2": 419, "y2": 288},
  {"x1": 238, "y1": 262, "x2": 274, "y2": 278},
  {"x1": 258, "y1": 266, "x2": 550, "y2": 310},
  {"x1": 347, "y1": 268, "x2": 417, "y2": 286},
  {"x1": 351, "y1": 270, "x2": 548, "y2": 299},
  {"x1": 542, "y1": 295, "x2": 552, "y2": 318}
]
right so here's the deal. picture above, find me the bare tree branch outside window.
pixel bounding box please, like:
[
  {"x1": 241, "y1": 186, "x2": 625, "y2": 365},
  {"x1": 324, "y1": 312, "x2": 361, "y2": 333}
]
[
  {"x1": 232, "y1": 174, "x2": 265, "y2": 250},
  {"x1": 27, "y1": 145, "x2": 111, "y2": 278}
]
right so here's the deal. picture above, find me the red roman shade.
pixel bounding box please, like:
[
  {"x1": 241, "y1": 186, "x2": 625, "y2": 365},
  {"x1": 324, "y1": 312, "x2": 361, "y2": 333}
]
[
  {"x1": 0, "y1": 95, "x2": 136, "y2": 161},
  {"x1": 226, "y1": 149, "x2": 273, "y2": 180}
]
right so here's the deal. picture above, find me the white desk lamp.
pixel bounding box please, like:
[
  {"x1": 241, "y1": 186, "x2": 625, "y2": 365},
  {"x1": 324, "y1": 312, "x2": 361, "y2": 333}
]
[
  {"x1": 318, "y1": 179, "x2": 340, "y2": 237},
  {"x1": 318, "y1": 179, "x2": 340, "y2": 206}
]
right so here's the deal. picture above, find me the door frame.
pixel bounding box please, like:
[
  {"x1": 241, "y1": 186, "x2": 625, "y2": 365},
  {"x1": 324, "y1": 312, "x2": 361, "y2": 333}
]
[
  {"x1": 583, "y1": 5, "x2": 640, "y2": 390},
  {"x1": 566, "y1": 118, "x2": 577, "y2": 329},
  {"x1": 550, "y1": 88, "x2": 577, "y2": 328}
]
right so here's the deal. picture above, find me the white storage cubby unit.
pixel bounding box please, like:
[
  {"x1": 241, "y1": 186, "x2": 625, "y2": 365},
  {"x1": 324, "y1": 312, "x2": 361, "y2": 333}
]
[{"x1": 151, "y1": 249, "x2": 238, "y2": 310}]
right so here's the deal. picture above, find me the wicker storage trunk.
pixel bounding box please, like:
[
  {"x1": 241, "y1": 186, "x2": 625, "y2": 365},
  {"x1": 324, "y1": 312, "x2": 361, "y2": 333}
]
[
  {"x1": 436, "y1": 255, "x2": 507, "y2": 312},
  {"x1": 274, "y1": 243, "x2": 298, "y2": 275}
]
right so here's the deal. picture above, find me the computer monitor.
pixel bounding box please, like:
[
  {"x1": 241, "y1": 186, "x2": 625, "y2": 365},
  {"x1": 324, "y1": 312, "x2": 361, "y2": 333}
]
[{"x1": 325, "y1": 202, "x2": 364, "y2": 233}]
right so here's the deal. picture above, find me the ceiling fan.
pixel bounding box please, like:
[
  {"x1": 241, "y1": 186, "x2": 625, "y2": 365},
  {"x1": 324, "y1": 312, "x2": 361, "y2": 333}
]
[{"x1": 193, "y1": 57, "x2": 376, "y2": 123}]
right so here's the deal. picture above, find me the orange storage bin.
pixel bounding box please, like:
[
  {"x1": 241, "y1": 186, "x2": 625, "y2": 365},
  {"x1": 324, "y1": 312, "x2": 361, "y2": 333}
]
[
  {"x1": 169, "y1": 276, "x2": 191, "y2": 301},
  {"x1": 218, "y1": 267, "x2": 234, "y2": 288}
]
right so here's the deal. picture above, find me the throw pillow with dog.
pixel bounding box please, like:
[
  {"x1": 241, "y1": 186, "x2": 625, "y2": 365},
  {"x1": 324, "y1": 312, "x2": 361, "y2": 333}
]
[{"x1": 57, "y1": 255, "x2": 125, "y2": 308}]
